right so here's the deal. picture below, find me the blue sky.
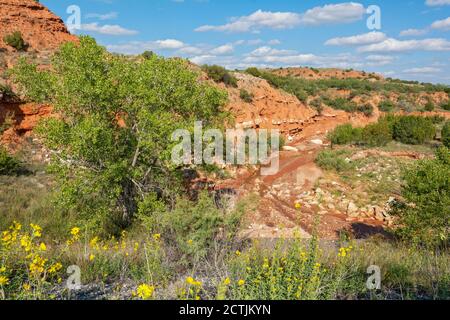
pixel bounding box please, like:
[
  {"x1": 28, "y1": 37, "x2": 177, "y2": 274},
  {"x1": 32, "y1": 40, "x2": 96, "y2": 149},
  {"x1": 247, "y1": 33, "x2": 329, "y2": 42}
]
[{"x1": 42, "y1": 0, "x2": 450, "y2": 84}]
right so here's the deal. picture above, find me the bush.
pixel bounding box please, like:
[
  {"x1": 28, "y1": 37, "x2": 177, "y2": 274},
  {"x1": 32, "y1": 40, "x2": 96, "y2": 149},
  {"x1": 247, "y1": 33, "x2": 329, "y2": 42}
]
[
  {"x1": 325, "y1": 98, "x2": 357, "y2": 113},
  {"x1": 357, "y1": 104, "x2": 374, "y2": 117},
  {"x1": 315, "y1": 150, "x2": 354, "y2": 172},
  {"x1": 310, "y1": 98, "x2": 324, "y2": 115},
  {"x1": 392, "y1": 116, "x2": 436, "y2": 145},
  {"x1": 378, "y1": 100, "x2": 395, "y2": 112},
  {"x1": 392, "y1": 147, "x2": 450, "y2": 247},
  {"x1": 440, "y1": 101, "x2": 450, "y2": 111},
  {"x1": 3, "y1": 31, "x2": 27, "y2": 51},
  {"x1": 239, "y1": 89, "x2": 254, "y2": 103},
  {"x1": 0, "y1": 147, "x2": 21, "y2": 175},
  {"x1": 202, "y1": 65, "x2": 238, "y2": 87},
  {"x1": 360, "y1": 120, "x2": 393, "y2": 147},
  {"x1": 442, "y1": 122, "x2": 450, "y2": 148},
  {"x1": 245, "y1": 67, "x2": 261, "y2": 78},
  {"x1": 327, "y1": 124, "x2": 361, "y2": 145},
  {"x1": 424, "y1": 101, "x2": 435, "y2": 112}
]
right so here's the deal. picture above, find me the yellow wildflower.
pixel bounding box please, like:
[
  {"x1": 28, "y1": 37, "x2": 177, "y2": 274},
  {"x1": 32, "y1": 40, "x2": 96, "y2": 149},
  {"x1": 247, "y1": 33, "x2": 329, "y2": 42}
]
[
  {"x1": 295, "y1": 202, "x2": 302, "y2": 209},
  {"x1": 39, "y1": 242, "x2": 47, "y2": 251},
  {"x1": 0, "y1": 266, "x2": 6, "y2": 273},
  {"x1": 238, "y1": 279, "x2": 245, "y2": 286},
  {"x1": 30, "y1": 224, "x2": 42, "y2": 238},
  {"x1": 235, "y1": 250, "x2": 241, "y2": 256},
  {"x1": 89, "y1": 254, "x2": 96, "y2": 262},
  {"x1": 223, "y1": 277, "x2": 231, "y2": 286},
  {"x1": 48, "y1": 262, "x2": 63, "y2": 274},
  {"x1": 153, "y1": 234, "x2": 161, "y2": 241},
  {"x1": 135, "y1": 284, "x2": 155, "y2": 300},
  {"x1": 0, "y1": 276, "x2": 9, "y2": 286},
  {"x1": 70, "y1": 227, "x2": 80, "y2": 237},
  {"x1": 23, "y1": 283, "x2": 31, "y2": 291}
]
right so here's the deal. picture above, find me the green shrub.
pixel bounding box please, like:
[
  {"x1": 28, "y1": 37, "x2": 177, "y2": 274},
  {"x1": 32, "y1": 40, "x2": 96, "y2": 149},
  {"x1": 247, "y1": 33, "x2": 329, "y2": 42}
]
[
  {"x1": 327, "y1": 124, "x2": 361, "y2": 145},
  {"x1": 357, "y1": 104, "x2": 374, "y2": 117},
  {"x1": 442, "y1": 122, "x2": 450, "y2": 148},
  {"x1": 202, "y1": 65, "x2": 238, "y2": 87},
  {"x1": 142, "y1": 51, "x2": 155, "y2": 59},
  {"x1": 392, "y1": 147, "x2": 450, "y2": 247},
  {"x1": 325, "y1": 98, "x2": 357, "y2": 113},
  {"x1": 392, "y1": 116, "x2": 436, "y2": 145},
  {"x1": 440, "y1": 101, "x2": 450, "y2": 111},
  {"x1": 424, "y1": 101, "x2": 435, "y2": 112},
  {"x1": 361, "y1": 120, "x2": 393, "y2": 147},
  {"x1": 3, "y1": 31, "x2": 27, "y2": 51},
  {"x1": 310, "y1": 98, "x2": 324, "y2": 115},
  {"x1": 0, "y1": 147, "x2": 21, "y2": 175},
  {"x1": 239, "y1": 89, "x2": 254, "y2": 103},
  {"x1": 245, "y1": 67, "x2": 261, "y2": 78},
  {"x1": 315, "y1": 149, "x2": 354, "y2": 172},
  {"x1": 378, "y1": 100, "x2": 395, "y2": 112}
]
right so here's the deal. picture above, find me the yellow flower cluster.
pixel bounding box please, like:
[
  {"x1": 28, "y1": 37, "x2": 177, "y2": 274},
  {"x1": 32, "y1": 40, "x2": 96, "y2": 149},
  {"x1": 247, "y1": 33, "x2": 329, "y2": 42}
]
[
  {"x1": 134, "y1": 284, "x2": 155, "y2": 300},
  {"x1": 338, "y1": 245, "x2": 353, "y2": 258}
]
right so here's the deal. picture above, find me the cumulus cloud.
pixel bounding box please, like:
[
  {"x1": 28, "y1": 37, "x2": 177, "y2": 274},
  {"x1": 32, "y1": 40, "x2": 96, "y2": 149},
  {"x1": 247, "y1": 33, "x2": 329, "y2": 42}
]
[
  {"x1": 403, "y1": 67, "x2": 440, "y2": 74},
  {"x1": 425, "y1": 0, "x2": 450, "y2": 6},
  {"x1": 325, "y1": 32, "x2": 387, "y2": 46},
  {"x1": 300, "y1": 2, "x2": 366, "y2": 26},
  {"x1": 431, "y1": 17, "x2": 450, "y2": 30},
  {"x1": 210, "y1": 44, "x2": 234, "y2": 55},
  {"x1": 106, "y1": 39, "x2": 185, "y2": 54},
  {"x1": 85, "y1": 12, "x2": 118, "y2": 20},
  {"x1": 358, "y1": 38, "x2": 450, "y2": 52},
  {"x1": 195, "y1": 10, "x2": 302, "y2": 33},
  {"x1": 79, "y1": 23, "x2": 138, "y2": 36},
  {"x1": 195, "y1": 2, "x2": 366, "y2": 33},
  {"x1": 399, "y1": 28, "x2": 428, "y2": 37}
]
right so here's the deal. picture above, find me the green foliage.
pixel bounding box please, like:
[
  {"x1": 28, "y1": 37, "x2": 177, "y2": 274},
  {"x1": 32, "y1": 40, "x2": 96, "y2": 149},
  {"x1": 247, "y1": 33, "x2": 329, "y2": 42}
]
[
  {"x1": 141, "y1": 51, "x2": 155, "y2": 59},
  {"x1": 310, "y1": 97, "x2": 324, "y2": 115},
  {"x1": 0, "y1": 147, "x2": 21, "y2": 175},
  {"x1": 357, "y1": 103, "x2": 374, "y2": 117},
  {"x1": 239, "y1": 89, "x2": 254, "y2": 103},
  {"x1": 3, "y1": 31, "x2": 27, "y2": 51},
  {"x1": 442, "y1": 122, "x2": 450, "y2": 148},
  {"x1": 245, "y1": 67, "x2": 261, "y2": 78},
  {"x1": 392, "y1": 147, "x2": 450, "y2": 247},
  {"x1": 324, "y1": 97, "x2": 358, "y2": 113},
  {"x1": 360, "y1": 119, "x2": 393, "y2": 147},
  {"x1": 10, "y1": 36, "x2": 228, "y2": 229},
  {"x1": 327, "y1": 124, "x2": 361, "y2": 145},
  {"x1": 202, "y1": 65, "x2": 238, "y2": 87},
  {"x1": 378, "y1": 100, "x2": 395, "y2": 112},
  {"x1": 156, "y1": 192, "x2": 243, "y2": 262},
  {"x1": 424, "y1": 101, "x2": 435, "y2": 112},
  {"x1": 392, "y1": 116, "x2": 436, "y2": 145},
  {"x1": 315, "y1": 149, "x2": 354, "y2": 172},
  {"x1": 440, "y1": 101, "x2": 450, "y2": 111},
  {"x1": 0, "y1": 83, "x2": 16, "y2": 101}
]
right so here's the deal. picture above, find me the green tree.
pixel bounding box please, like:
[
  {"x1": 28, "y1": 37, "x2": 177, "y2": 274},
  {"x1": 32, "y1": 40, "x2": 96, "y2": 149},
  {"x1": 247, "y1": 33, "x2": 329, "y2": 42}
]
[
  {"x1": 393, "y1": 147, "x2": 450, "y2": 247},
  {"x1": 392, "y1": 116, "x2": 435, "y2": 145},
  {"x1": 10, "y1": 36, "x2": 228, "y2": 229},
  {"x1": 442, "y1": 122, "x2": 450, "y2": 148}
]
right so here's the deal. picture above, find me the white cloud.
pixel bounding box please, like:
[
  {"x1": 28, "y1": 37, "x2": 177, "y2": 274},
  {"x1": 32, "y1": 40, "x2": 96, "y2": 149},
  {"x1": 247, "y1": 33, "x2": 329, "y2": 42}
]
[
  {"x1": 425, "y1": 0, "x2": 450, "y2": 6},
  {"x1": 300, "y1": 2, "x2": 366, "y2": 26},
  {"x1": 210, "y1": 44, "x2": 234, "y2": 55},
  {"x1": 195, "y1": 10, "x2": 302, "y2": 33},
  {"x1": 358, "y1": 38, "x2": 450, "y2": 52},
  {"x1": 399, "y1": 28, "x2": 428, "y2": 37},
  {"x1": 247, "y1": 46, "x2": 296, "y2": 57},
  {"x1": 365, "y1": 55, "x2": 395, "y2": 66},
  {"x1": 403, "y1": 67, "x2": 440, "y2": 74},
  {"x1": 106, "y1": 39, "x2": 185, "y2": 54},
  {"x1": 79, "y1": 23, "x2": 138, "y2": 36},
  {"x1": 85, "y1": 12, "x2": 118, "y2": 20},
  {"x1": 153, "y1": 39, "x2": 185, "y2": 49},
  {"x1": 431, "y1": 17, "x2": 450, "y2": 30},
  {"x1": 195, "y1": 3, "x2": 366, "y2": 33},
  {"x1": 325, "y1": 31, "x2": 387, "y2": 46}
]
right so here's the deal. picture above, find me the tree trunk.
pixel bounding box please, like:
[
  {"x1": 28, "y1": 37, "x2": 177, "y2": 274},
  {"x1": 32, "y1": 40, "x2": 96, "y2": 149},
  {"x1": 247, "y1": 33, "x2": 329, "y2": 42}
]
[{"x1": 119, "y1": 179, "x2": 137, "y2": 226}]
